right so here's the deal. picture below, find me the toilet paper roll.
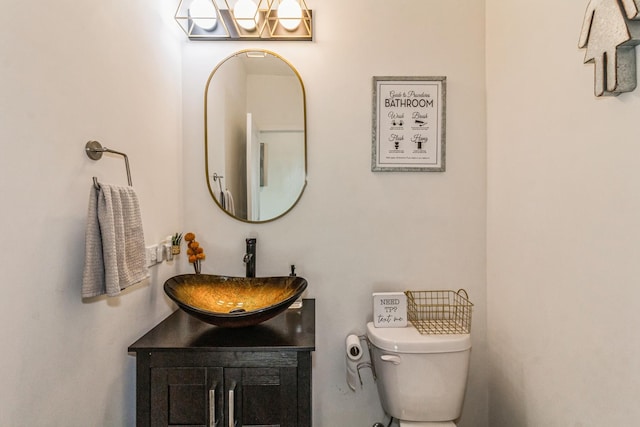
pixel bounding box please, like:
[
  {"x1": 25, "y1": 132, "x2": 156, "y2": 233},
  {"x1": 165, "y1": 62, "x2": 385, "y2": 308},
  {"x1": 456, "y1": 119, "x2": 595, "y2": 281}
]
[
  {"x1": 345, "y1": 334, "x2": 364, "y2": 391},
  {"x1": 346, "y1": 334, "x2": 363, "y2": 361}
]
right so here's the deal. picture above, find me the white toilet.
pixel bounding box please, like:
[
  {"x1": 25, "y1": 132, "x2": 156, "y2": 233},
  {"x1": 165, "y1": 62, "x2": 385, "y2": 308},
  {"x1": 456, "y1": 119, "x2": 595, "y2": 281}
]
[{"x1": 366, "y1": 322, "x2": 471, "y2": 427}]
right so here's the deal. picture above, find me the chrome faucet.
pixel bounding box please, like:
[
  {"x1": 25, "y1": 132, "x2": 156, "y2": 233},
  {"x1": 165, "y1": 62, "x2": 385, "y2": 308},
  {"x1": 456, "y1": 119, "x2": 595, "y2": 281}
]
[{"x1": 243, "y1": 238, "x2": 256, "y2": 277}]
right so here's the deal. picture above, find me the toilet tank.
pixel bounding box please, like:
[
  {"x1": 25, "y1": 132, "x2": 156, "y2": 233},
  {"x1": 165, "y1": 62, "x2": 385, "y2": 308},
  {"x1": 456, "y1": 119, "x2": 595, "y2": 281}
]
[{"x1": 366, "y1": 322, "x2": 471, "y2": 422}]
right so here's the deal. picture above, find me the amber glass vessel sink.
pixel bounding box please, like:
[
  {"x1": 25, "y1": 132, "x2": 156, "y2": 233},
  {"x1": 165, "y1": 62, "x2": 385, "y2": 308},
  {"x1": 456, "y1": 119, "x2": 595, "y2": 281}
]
[{"x1": 164, "y1": 274, "x2": 308, "y2": 327}]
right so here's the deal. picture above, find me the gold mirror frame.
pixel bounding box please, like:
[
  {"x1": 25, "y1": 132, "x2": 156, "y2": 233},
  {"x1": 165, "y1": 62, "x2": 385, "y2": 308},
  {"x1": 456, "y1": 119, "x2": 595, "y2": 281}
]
[{"x1": 204, "y1": 49, "x2": 307, "y2": 223}]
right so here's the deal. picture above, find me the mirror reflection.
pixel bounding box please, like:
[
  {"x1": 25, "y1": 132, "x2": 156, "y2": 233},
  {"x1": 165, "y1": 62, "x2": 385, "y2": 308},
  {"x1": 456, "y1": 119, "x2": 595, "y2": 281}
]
[{"x1": 205, "y1": 50, "x2": 307, "y2": 223}]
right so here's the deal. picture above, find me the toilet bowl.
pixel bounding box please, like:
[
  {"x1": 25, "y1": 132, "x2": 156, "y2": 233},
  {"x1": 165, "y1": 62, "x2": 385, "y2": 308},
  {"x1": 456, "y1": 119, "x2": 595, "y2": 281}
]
[{"x1": 366, "y1": 322, "x2": 471, "y2": 426}]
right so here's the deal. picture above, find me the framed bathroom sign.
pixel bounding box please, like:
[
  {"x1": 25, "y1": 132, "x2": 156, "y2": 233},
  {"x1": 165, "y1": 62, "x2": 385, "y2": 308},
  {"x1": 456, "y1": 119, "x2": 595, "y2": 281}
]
[
  {"x1": 371, "y1": 76, "x2": 446, "y2": 172},
  {"x1": 373, "y1": 292, "x2": 408, "y2": 328}
]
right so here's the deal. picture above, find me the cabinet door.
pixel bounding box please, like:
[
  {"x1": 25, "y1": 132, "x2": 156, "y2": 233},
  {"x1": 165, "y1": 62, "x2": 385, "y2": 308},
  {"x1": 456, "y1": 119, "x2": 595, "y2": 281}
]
[
  {"x1": 150, "y1": 367, "x2": 224, "y2": 427},
  {"x1": 225, "y1": 367, "x2": 298, "y2": 427}
]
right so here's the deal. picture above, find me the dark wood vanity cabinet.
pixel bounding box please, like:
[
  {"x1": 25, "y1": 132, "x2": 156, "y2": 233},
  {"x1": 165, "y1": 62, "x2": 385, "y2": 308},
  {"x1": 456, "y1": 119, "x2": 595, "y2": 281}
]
[{"x1": 129, "y1": 300, "x2": 315, "y2": 427}]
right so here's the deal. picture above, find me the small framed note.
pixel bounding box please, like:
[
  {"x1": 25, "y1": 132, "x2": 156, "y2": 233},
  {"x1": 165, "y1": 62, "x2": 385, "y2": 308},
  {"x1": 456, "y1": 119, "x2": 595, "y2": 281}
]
[{"x1": 373, "y1": 292, "x2": 407, "y2": 328}]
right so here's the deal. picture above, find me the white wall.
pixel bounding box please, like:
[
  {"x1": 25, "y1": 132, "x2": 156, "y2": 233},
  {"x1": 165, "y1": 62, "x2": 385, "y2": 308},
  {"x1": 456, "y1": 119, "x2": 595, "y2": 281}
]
[
  {"x1": 0, "y1": 0, "x2": 183, "y2": 425},
  {"x1": 486, "y1": 0, "x2": 640, "y2": 425},
  {"x1": 182, "y1": 0, "x2": 488, "y2": 425}
]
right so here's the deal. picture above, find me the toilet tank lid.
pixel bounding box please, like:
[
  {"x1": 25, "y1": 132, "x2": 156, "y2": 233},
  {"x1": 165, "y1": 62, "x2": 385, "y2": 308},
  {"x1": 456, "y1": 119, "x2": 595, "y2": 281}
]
[{"x1": 366, "y1": 322, "x2": 471, "y2": 353}]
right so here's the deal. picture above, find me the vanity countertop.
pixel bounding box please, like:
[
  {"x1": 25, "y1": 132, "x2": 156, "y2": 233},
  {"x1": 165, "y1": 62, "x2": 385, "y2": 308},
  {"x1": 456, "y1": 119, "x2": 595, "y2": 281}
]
[{"x1": 129, "y1": 299, "x2": 315, "y2": 353}]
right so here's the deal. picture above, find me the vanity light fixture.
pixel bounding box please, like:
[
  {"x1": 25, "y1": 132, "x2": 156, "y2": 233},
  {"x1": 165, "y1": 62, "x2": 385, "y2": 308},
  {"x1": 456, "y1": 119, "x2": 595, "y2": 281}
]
[{"x1": 174, "y1": 0, "x2": 312, "y2": 41}]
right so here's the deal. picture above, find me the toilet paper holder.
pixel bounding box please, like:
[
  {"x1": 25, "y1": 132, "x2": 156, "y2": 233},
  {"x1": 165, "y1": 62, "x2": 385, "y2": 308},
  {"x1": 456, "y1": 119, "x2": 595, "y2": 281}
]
[
  {"x1": 346, "y1": 334, "x2": 376, "y2": 390},
  {"x1": 357, "y1": 334, "x2": 376, "y2": 382},
  {"x1": 355, "y1": 361, "x2": 375, "y2": 385}
]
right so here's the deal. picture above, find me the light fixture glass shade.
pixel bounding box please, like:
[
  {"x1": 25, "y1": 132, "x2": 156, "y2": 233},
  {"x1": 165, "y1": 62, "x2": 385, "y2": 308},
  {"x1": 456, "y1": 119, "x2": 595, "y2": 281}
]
[
  {"x1": 233, "y1": 0, "x2": 258, "y2": 30},
  {"x1": 175, "y1": 0, "x2": 230, "y2": 39},
  {"x1": 277, "y1": 0, "x2": 302, "y2": 31},
  {"x1": 265, "y1": 0, "x2": 312, "y2": 40},
  {"x1": 189, "y1": 0, "x2": 218, "y2": 30}
]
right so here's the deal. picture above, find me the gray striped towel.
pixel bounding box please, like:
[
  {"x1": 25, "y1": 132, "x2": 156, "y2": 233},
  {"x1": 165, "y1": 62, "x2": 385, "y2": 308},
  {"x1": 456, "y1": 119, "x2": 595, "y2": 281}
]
[{"x1": 82, "y1": 184, "x2": 149, "y2": 298}]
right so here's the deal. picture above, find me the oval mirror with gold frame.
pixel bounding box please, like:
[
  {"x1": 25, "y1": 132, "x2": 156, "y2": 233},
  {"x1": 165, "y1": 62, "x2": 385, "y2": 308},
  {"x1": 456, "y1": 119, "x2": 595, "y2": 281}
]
[{"x1": 205, "y1": 49, "x2": 307, "y2": 223}]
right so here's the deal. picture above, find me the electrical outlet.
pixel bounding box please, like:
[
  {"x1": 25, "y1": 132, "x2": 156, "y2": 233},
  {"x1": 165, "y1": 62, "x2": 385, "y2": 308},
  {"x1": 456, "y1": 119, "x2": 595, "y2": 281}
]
[
  {"x1": 156, "y1": 245, "x2": 165, "y2": 263},
  {"x1": 145, "y1": 245, "x2": 158, "y2": 267}
]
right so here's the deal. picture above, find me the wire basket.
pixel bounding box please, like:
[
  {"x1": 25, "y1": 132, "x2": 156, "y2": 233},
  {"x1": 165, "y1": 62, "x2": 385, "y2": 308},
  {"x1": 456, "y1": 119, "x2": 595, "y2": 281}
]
[{"x1": 405, "y1": 289, "x2": 473, "y2": 335}]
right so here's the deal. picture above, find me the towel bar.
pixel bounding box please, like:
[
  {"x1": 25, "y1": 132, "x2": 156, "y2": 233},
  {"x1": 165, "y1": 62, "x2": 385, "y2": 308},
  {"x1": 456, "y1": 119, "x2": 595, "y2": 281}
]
[{"x1": 85, "y1": 140, "x2": 133, "y2": 187}]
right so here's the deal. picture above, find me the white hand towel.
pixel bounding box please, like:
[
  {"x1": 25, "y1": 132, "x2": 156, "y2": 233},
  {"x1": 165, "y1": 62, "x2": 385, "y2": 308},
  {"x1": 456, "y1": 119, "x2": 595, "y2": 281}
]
[
  {"x1": 224, "y1": 189, "x2": 235, "y2": 215},
  {"x1": 82, "y1": 184, "x2": 149, "y2": 298}
]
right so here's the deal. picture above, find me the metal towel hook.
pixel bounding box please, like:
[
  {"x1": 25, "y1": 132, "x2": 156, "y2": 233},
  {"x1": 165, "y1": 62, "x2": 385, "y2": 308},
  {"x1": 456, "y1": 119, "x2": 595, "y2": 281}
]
[
  {"x1": 212, "y1": 172, "x2": 224, "y2": 194},
  {"x1": 85, "y1": 140, "x2": 133, "y2": 187}
]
